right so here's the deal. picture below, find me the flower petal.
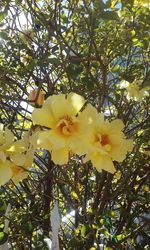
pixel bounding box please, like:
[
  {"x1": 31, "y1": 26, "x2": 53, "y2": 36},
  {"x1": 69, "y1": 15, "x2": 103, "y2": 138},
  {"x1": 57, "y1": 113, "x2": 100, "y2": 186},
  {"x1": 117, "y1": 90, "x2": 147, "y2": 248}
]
[
  {"x1": 110, "y1": 146, "x2": 126, "y2": 162},
  {"x1": 68, "y1": 134, "x2": 93, "y2": 155},
  {"x1": 49, "y1": 130, "x2": 66, "y2": 149},
  {"x1": 45, "y1": 94, "x2": 70, "y2": 119},
  {"x1": 110, "y1": 119, "x2": 124, "y2": 133},
  {"x1": 0, "y1": 128, "x2": 14, "y2": 151},
  {"x1": 45, "y1": 93, "x2": 86, "y2": 119},
  {"x1": 32, "y1": 108, "x2": 55, "y2": 128},
  {"x1": 79, "y1": 104, "x2": 97, "y2": 131},
  {"x1": 101, "y1": 157, "x2": 116, "y2": 173},
  {"x1": 79, "y1": 104, "x2": 106, "y2": 136},
  {"x1": 51, "y1": 148, "x2": 69, "y2": 165},
  {"x1": 11, "y1": 166, "x2": 28, "y2": 184},
  {"x1": 92, "y1": 154, "x2": 116, "y2": 173},
  {"x1": 0, "y1": 131, "x2": 4, "y2": 145},
  {"x1": 67, "y1": 92, "x2": 86, "y2": 115},
  {"x1": 0, "y1": 152, "x2": 6, "y2": 162},
  {"x1": 37, "y1": 130, "x2": 66, "y2": 150},
  {"x1": 37, "y1": 130, "x2": 53, "y2": 150},
  {"x1": 5, "y1": 128, "x2": 14, "y2": 145},
  {"x1": 11, "y1": 153, "x2": 26, "y2": 166},
  {"x1": 0, "y1": 160, "x2": 12, "y2": 186},
  {"x1": 24, "y1": 151, "x2": 34, "y2": 168},
  {"x1": 7, "y1": 139, "x2": 27, "y2": 153},
  {"x1": 110, "y1": 138, "x2": 133, "y2": 162}
]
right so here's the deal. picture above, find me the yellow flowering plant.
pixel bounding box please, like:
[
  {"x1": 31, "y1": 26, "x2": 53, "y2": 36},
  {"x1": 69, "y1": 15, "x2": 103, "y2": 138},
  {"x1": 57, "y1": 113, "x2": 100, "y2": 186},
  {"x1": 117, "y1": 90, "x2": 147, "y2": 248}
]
[
  {"x1": 126, "y1": 82, "x2": 149, "y2": 101},
  {"x1": 0, "y1": 124, "x2": 15, "y2": 160},
  {"x1": 120, "y1": 80, "x2": 149, "y2": 101},
  {"x1": 7, "y1": 131, "x2": 38, "y2": 184},
  {"x1": 81, "y1": 105, "x2": 133, "y2": 173},
  {"x1": 0, "y1": 0, "x2": 149, "y2": 247},
  {"x1": 31, "y1": 93, "x2": 133, "y2": 174},
  {"x1": 28, "y1": 89, "x2": 45, "y2": 107},
  {"x1": 32, "y1": 92, "x2": 92, "y2": 165},
  {"x1": 0, "y1": 126, "x2": 36, "y2": 186},
  {"x1": 0, "y1": 92, "x2": 134, "y2": 184},
  {"x1": 0, "y1": 125, "x2": 15, "y2": 186}
]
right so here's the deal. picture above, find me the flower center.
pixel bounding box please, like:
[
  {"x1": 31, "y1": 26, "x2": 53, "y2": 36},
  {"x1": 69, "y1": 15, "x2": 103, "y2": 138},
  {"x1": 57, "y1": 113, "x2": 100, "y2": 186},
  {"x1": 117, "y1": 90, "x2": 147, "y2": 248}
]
[
  {"x1": 11, "y1": 166, "x2": 23, "y2": 177},
  {"x1": 96, "y1": 133, "x2": 111, "y2": 151},
  {"x1": 101, "y1": 134, "x2": 110, "y2": 146},
  {"x1": 56, "y1": 116, "x2": 78, "y2": 136}
]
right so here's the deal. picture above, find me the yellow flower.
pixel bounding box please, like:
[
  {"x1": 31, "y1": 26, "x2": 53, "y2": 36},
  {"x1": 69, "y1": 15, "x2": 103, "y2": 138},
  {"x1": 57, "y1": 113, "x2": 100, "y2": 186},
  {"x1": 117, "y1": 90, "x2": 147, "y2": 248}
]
[
  {"x1": 10, "y1": 164, "x2": 29, "y2": 184},
  {"x1": 32, "y1": 92, "x2": 91, "y2": 165},
  {"x1": 0, "y1": 160, "x2": 13, "y2": 186},
  {"x1": 0, "y1": 126, "x2": 36, "y2": 185},
  {"x1": 0, "y1": 125, "x2": 14, "y2": 158},
  {"x1": 8, "y1": 132, "x2": 36, "y2": 184},
  {"x1": 8, "y1": 130, "x2": 38, "y2": 154},
  {"x1": 0, "y1": 125, "x2": 14, "y2": 186},
  {"x1": 126, "y1": 82, "x2": 149, "y2": 101},
  {"x1": 9, "y1": 147, "x2": 33, "y2": 184},
  {"x1": 28, "y1": 89, "x2": 45, "y2": 106},
  {"x1": 83, "y1": 105, "x2": 133, "y2": 173}
]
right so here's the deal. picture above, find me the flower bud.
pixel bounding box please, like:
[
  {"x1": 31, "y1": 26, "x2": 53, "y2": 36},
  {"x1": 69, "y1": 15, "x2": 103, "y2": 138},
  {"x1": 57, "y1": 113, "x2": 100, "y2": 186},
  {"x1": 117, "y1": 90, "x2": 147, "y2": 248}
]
[{"x1": 28, "y1": 89, "x2": 45, "y2": 106}]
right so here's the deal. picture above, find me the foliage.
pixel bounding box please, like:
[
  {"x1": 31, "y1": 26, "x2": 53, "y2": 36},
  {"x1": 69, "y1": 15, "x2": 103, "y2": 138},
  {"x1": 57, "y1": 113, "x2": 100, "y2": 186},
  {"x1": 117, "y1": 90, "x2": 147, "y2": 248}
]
[{"x1": 0, "y1": 0, "x2": 149, "y2": 249}]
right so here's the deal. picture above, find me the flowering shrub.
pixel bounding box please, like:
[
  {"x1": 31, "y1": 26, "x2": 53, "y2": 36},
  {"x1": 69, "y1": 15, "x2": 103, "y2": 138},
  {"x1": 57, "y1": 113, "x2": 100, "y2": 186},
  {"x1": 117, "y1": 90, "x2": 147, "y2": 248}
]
[
  {"x1": 0, "y1": 92, "x2": 133, "y2": 186},
  {"x1": 0, "y1": 0, "x2": 149, "y2": 249},
  {"x1": 0, "y1": 126, "x2": 35, "y2": 185}
]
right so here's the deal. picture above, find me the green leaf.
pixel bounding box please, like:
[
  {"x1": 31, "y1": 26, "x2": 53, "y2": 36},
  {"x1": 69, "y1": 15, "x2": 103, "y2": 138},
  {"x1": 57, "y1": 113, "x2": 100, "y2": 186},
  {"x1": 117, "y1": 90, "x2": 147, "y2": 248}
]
[
  {"x1": 26, "y1": 59, "x2": 38, "y2": 70},
  {"x1": 48, "y1": 56, "x2": 60, "y2": 65},
  {"x1": 68, "y1": 237, "x2": 81, "y2": 248},
  {"x1": 61, "y1": 13, "x2": 69, "y2": 24},
  {"x1": 0, "y1": 12, "x2": 7, "y2": 22},
  {"x1": 112, "y1": 235, "x2": 118, "y2": 244},
  {"x1": 66, "y1": 64, "x2": 83, "y2": 79},
  {"x1": 0, "y1": 232, "x2": 8, "y2": 245},
  {"x1": 0, "y1": 224, "x2": 4, "y2": 230},
  {"x1": 81, "y1": 76, "x2": 95, "y2": 90},
  {"x1": 101, "y1": 11, "x2": 119, "y2": 20},
  {"x1": 15, "y1": 0, "x2": 23, "y2": 4},
  {"x1": 81, "y1": 224, "x2": 87, "y2": 237},
  {"x1": 116, "y1": 234, "x2": 126, "y2": 241},
  {"x1": 0, "y1": 31, "x2": 8, "y2": 40},
  {"x1": 104, "y1": 216, "x2": 112, "y2": 229},
  {"x1": 111, "y1": 64, "x2": 121, "y2": 73},
  {"x1": 0, "y1": 199, "x2": 6, "y2": 215}
]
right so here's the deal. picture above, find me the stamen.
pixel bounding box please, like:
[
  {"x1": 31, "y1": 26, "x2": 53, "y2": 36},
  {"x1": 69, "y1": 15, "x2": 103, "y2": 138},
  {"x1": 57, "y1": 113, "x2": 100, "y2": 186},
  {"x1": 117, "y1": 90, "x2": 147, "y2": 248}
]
[
  {"x1": 56, "y1": 116, "x2": 77, "y2": 136},
  {"x1": 96, "y1": 133, "x2": 110, "y2": 147}
]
